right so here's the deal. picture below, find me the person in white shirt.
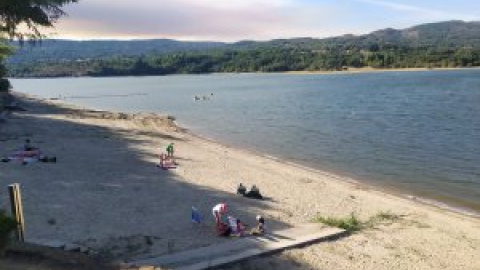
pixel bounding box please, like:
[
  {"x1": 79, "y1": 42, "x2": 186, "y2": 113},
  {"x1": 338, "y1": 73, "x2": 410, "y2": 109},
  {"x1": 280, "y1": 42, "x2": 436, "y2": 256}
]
[{"x1": 212, "y1": 203, "x2": 227, "y2": 224}]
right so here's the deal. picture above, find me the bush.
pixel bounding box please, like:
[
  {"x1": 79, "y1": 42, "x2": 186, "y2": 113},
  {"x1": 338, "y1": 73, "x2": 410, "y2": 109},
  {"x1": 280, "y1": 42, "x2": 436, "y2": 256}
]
[
  {"x1": 0, "y1": 210, "x2": 17, "y2": 254},
  {"x1": 0, "y1": 78, "x2": 11, "y2": 92}
]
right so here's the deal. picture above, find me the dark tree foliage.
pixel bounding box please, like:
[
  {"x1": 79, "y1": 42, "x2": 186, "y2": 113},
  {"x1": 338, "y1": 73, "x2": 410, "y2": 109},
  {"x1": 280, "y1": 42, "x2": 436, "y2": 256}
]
[
  {"x1": 0, "y1": 0, "x2": 78, "y2": 41},
  {"x1": 0, "y1": 0, "x2": 77, "y2": 95},
  {"x1": 0, "y1": 41, "x2": 12, "y2": 92},
  {"x1": 8, "y1": 45, "x2": 480, "y2": 78}
]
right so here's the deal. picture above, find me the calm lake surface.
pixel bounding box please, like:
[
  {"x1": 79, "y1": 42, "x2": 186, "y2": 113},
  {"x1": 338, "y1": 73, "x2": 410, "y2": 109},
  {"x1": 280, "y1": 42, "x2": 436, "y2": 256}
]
[{"x1": 11, "y1": 70, "x2": 480, "y2": 216}]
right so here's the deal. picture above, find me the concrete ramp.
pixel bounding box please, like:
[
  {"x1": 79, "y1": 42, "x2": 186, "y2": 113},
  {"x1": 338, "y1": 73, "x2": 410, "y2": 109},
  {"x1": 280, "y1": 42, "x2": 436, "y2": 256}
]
[{"x1": 129, "y1": 225, "x2": 346, "y2": 270}]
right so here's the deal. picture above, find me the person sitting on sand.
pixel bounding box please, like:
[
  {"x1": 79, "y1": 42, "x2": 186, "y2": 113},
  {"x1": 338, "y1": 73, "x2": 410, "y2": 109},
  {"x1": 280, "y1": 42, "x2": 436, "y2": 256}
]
[
  {"x1": 38, "y1": 156, "x2": 56, "y2": 163},
  {"x1": 228, "y1": 216, "x2": 247, "y2": 237},
  {"x1": 245, "y1": 185, "x2": 263, "y2": 199},
  {"x1": 250, "y1": 215, "x2": 266, "y2": 235},
  {"x1": 217, "y1": 220, "x2": 232, "y2": 237},
  {"x1": 24, "y1": 139, "x2": 34, "y2": 151},
  {"x1": 237, "y1": 183, "x2": 246, "y2": 195}
]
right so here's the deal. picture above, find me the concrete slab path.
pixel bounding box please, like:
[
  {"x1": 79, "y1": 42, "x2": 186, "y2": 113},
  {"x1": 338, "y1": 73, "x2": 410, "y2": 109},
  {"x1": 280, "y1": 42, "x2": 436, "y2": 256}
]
[{"x1": 129, "y1": 224, "x2": 347, "y2": 270}]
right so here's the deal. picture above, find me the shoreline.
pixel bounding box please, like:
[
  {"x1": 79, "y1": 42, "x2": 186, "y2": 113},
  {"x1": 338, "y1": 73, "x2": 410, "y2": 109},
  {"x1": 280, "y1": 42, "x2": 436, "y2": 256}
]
[
  {"x1": 8, "y1": 91, "x2": 480, "y2": 219},
  {"x1": 282, "y1": 66, "x2": 480, "y2": 75},
  {"x1": 1, "y1": 92, "x2": 479, "y2": 269},
  {"x1": 182, "y1": 126, "x2": 480, "y2": 220},
  {"x1": 8, "y1": 66, "x2": 480, "y2": 80},
  {"x1": 6, "y1": 90, "x2": 480, "y2": 218}
]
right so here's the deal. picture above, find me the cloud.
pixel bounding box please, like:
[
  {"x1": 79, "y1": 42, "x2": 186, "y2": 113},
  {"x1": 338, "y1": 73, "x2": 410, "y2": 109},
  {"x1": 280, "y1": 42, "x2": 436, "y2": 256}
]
[
  {"x1": 56, "y1": 0, "x2": 303, "y2": 40},
  {"x1": 184, "y1": 0, "x2": 295, "y2": 9},
  {"x1": 352, "y1": 0, "x2": 479, "y2": 21},
  {"x1": 55, "y1": 0, "x2": 348, "y2": 41},
  {"x1": 354, "y1": 0, "x2": 430, "y2": 12},
  {"x1": 53, "y1": 0, "x2": 480, "y2": 41}
]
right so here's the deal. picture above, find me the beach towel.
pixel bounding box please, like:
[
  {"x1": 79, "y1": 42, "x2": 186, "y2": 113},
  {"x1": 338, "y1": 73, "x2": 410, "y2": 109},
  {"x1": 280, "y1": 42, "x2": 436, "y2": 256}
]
[
  {"x1": 2, "y1": 148, "x2": 56, "y2": 164},
  {"x1": 158, "y1": 153, "x2": 177, "y2": 169},
  {"x1": 3, "y1": 149, "x2": 42, "y2": 164}
]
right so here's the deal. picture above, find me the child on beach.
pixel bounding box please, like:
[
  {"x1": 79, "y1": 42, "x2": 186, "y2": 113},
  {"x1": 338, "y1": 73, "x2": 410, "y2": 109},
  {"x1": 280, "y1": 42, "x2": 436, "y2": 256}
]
[
  {"x1": 228, "y1": 216, "x2": 247, "y2": 237},
  {"x1": 250, "y1": 215, "x2": 266, "y2": 235},
  {"x1": 166, "y1": 143, "x2": 174, "y2": 157}
]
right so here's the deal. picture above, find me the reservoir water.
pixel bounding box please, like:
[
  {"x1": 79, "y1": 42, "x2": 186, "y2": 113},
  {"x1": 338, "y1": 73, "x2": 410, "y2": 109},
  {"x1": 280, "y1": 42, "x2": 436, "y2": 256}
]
[{"x1": 11, "y1": 70, "x2": 480, "y2": 216}]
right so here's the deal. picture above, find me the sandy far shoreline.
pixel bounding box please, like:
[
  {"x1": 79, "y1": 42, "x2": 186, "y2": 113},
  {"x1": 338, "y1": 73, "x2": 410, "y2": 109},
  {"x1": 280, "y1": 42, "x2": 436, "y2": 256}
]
[
  {"x1": 1, "y1": 92, "x2": 479, "y2": 270},
  {"x1": 281, "y1": 66, "x2": 480, "y2": 75}
]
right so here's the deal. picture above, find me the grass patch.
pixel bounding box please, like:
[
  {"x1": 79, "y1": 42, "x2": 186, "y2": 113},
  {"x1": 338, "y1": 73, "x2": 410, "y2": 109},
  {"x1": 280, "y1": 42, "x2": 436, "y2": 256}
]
[
  {"x1": 314, "y1": 211, "x2": 400, "y2": 232},
  {"x1": 314, "y1": 213, "x2": 362, "y2": 232}
]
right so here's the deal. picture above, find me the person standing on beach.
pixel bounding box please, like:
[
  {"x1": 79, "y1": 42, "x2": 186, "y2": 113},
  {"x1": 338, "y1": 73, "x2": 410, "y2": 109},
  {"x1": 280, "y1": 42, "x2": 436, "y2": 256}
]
[
  {"x1": 166, "y1": 143, "x2": 174, "y2": 157},
  {"x1": 212, "y1": 203, "x2": 230, "y2": 236},
  {"x1": 212, "y1": 203, "x2": 228, "y2": 224}
]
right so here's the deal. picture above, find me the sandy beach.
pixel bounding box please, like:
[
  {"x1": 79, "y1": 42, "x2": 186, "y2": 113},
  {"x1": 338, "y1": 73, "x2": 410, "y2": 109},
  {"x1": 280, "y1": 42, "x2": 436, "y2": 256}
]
[
  {"x1": 0, "y1": 92, "x2": 479, "y2": 270},
  {"x1": 282, "y1": 66, "x2": 480, "y2": 76}
]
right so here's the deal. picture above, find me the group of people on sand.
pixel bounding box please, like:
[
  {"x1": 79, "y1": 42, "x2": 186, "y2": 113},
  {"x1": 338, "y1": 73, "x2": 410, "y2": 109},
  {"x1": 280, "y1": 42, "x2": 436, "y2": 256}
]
[
  {"x1": 237, "y1": 183, "x2": 263, "y2": 199},
  {"x1": 159, "y1": 143, "x2": 176, "y2": 169},
  {"x1": 212, "y1": 203, "x2": 265, "y2": 237},
  {"x1": 162, "y1": 142, "x2": 266, "y2": 238}
]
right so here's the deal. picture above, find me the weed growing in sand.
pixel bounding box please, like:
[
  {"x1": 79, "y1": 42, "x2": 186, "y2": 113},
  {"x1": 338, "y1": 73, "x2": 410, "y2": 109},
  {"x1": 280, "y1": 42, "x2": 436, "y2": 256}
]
[
  {"x1": 364, "y1": 211, "x2": 400, "y2": 228},
  {"x1": 314, "y1": 213, "x2": 362, "y2": 232},
  {"x1": 373, "y1": 211, "x2": 400, "y2": 222},
  {"x1": 314, "y1": 211, "x2": 400, "y2": 232}
]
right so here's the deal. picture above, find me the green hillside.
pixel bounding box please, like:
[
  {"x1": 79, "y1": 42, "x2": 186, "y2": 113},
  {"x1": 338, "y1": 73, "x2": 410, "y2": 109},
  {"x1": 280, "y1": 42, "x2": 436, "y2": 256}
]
[{"x1": 6, "y1": 20, "x2": 480, "y2": 77}]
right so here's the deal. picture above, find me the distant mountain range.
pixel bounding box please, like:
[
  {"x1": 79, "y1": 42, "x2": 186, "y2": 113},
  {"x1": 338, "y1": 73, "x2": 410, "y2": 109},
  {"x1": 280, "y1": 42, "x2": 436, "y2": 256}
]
[
  {"x1": 6, "y1": 20, "x2": 480, "y2": 77},
  {"x1": 320, "y1": 20, "x2": 480, "y2": 48}
]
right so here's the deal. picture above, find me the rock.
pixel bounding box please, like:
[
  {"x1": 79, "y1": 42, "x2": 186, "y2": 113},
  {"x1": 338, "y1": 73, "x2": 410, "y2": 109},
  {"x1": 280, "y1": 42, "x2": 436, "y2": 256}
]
[
  {"x1": 47, "y1": 218, "x2": 56, "y2": 225},
  {"x1": 64, "y1": 243, "x2": 82, "y2": 252},
  {"x1": 29, "y1": 239, "x2": 66, "y2": 249}
]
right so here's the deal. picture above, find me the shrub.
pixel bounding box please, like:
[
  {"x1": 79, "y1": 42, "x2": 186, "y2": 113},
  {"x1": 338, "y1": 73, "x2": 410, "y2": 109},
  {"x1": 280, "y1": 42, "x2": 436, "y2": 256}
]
[
  {"x1": 0, "y1": 78, "x2": 11, "y2": 92},
  {"x1": 0, "y1": 210, "x2": 17, "y2": 254}
]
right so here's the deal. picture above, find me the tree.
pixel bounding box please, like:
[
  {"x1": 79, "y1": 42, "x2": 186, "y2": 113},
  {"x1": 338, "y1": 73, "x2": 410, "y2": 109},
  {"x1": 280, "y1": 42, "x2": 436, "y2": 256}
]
[
  {"x1": 0, "y1": 0, "x2": 78, "y2": 96},
  {"x1": 1, "y1": 0, "x2": 78, "y2": 41},
  {"x1": 0, "y1": 41, "x2": 12, "y2": 92}
]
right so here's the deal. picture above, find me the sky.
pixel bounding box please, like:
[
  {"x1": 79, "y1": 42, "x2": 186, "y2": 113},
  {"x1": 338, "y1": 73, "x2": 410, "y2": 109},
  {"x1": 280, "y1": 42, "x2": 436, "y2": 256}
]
[{"x1": 50, "y1": 0, "x2": 480, "y2": 41}]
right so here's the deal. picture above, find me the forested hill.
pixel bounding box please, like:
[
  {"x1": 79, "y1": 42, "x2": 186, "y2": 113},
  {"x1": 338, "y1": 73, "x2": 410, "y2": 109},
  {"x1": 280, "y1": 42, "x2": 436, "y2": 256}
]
[
  {"x1": 7, "y1": 39, "x2": 225, "y2": 63},
  {"x1": 7, "y1": 20, "x2": 480, "y2": 77},
  {"x1": 320, "y1": 20, "x2": 480, "y2": 48}
]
